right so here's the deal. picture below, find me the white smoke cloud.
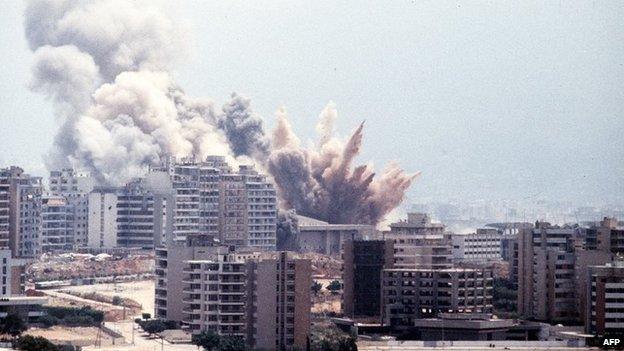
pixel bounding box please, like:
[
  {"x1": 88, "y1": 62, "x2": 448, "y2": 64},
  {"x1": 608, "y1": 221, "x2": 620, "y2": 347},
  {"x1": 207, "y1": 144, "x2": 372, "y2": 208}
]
[{"x1": 25, "y1": 0, "x2": 417, "y2": 224}]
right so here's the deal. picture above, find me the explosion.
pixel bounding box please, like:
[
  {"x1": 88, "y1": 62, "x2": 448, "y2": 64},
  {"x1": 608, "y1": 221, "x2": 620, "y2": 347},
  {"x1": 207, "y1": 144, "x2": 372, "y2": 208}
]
[{"x1": 25, "y1": 0, "x2": 416, "y2": 225}]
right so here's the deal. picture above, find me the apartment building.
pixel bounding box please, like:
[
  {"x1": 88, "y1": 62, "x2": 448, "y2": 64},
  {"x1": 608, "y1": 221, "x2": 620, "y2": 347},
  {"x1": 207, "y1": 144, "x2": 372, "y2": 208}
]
[
  {"x1": 585, "y1": 217, "x2": 624, "y2": 255},
  {"x1": 155, "y1": 234, "x2": 232, "y2": 322},
  {"x1": 154, "y1": 156, "x2": 277, "y2": 250},
  {"x1": 48, "y1": 169, "x2": 93, "y2": 248},
  {"x1": 87, "y1": 187, "x2": 119, "y2": 249},
  {"x1": 381, "y1": 267, "x2": 493, "y2": 330},
  {"x1": 245, "y1": 252, "x2": 311, "y2": 351},
  {"x1": 182, "y1": 254, "x2": 248, "y2": 337},
  {"x1": 386, "y1": 213, "x2": 452, "y2": 269},
  {"x1": 116, "y1": 179, "x2": 155, "y2": 248},
  {"x1": 157, "y1": 229, "x2": 311, "y2": 350},
  {"x1": 342, "y1": 239, "x2": 394, "y2": 318},
  {"x1": 450, "y1": 228, "x2": 502, "y2": 263},
  {"x1": 41, "y1": 195, "x2": 74, "y2": 252},
  {"x1": 0, "y1": 170, "x2": 10, "y2": 249},
  {"x1": 6, "y1": 167, "x2": 43, "y2": 258},
  {"x1": 586, "y1": 261, "x2": 624, "y2": 335},
  {"x1": 516, "y1": 223, "x2": 581, "y2": 323},
  {"x1": 0, "y1": 167, "x2": 46, "y2": 322}
]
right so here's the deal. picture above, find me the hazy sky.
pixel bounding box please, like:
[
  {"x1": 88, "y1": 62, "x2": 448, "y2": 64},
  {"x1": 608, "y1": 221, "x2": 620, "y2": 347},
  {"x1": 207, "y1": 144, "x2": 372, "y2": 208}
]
[{"x1": 1, "y1": 1, "x2": 623, "y2": 206}]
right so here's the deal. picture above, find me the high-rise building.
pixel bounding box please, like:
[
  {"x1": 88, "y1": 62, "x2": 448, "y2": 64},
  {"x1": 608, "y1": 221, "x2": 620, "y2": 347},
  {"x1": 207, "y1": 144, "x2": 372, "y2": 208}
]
[
  {"x1": 386, "y1": 213, "x2": 452, "y2": 269},
  {"x1": 48, "y1": 169, "x2": 93, "y2": 248},
  {"x1": 116, "y1": 179, "x2": 156, "y2": 249},
  {"x1": 0, "y1": 167, "x2": 46, "y2": 322},
  {"x1": 0, "y1": 170, "x2": 10, "y2": 249},
  {"x1": 516, "y1": 223, "x2": 581, "y2": 323},
  {"x1": 155, "y1": 235, "x2": 231, "y2": 322},
  {"x1": 6, "y1": 167, "x2": 43, "y2": 258},
  {"x1": 585, "y1": 261, "x2": 624, "y2": 335},
  {"x1": 87, "y1": 187, "x2": 119, "y2": 249},
  {"x1": 450, "y1": 228, "x2": 502, "y2": 264},
  {"x1": 342, "y1": 239, "x2": 394, "y2": 318},
  {"x1": 41, "y1": 195, "x2": 74, "y2": 252},
  {"x1": 381, "y1": 267, "x2": 493, "y2": 329},
  {"x1": 157, "y1": 230, "x2": 311, "y2": 350},
  {"x1": 585, "y1": 217, "x2": 624, "y2": 255},
  {"x1": 245, "y1": 252, "x2": 311, "y2": 351},
  {"x1": 153, "y1": 156, "x2": 277, "y2": 250}
]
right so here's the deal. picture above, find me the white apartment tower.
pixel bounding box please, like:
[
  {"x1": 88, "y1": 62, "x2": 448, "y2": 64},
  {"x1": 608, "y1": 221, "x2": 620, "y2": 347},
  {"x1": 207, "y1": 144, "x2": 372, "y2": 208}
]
[
  {"x1": 48, "y1": 169, "x2": 93, "y2": 248},
  {"x1": 87, "y1": 187, "x2": 118, "y2": 248},
  {"x1": 153, "y1": 156, "x2": 277, "y2": 250},
  {"x1": 41, "y1": 195, "x2": 74, "y2": 252}
]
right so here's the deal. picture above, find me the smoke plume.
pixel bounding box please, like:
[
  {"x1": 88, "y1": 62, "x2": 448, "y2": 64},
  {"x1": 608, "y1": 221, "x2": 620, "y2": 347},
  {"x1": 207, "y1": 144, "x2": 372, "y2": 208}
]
[{"x1": 25, "y1": 0, "x2": 416, "y2": 225}]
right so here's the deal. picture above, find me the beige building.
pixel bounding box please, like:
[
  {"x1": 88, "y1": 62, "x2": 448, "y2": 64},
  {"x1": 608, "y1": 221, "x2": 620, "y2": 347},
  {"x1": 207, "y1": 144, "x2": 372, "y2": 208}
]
[
  {"x1": 295, "y1": 215, "x2": 377, "y2": 256},
  {"x1": 154, "y1": 156, "x2": 277, "y2": 251},
  {"x1": 512, "y1": 222, "x2": 614, "y2": 323},
  {"x1": 245, "y1": 251, "x2": 311, "y2": 350},
  {"x1": 386, "y1": 213, "x2": 452, "y2": 269},
  {"x1": 450, "y1": 228, "x2": 502, "y2": 264},
  {"x1": 157, "y1": 232, "x2": 311, "y2": 350}
]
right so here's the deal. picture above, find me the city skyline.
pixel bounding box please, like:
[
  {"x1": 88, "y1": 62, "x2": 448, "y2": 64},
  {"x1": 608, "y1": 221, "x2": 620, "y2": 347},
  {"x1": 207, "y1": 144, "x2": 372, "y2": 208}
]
[{"x1": 1, "y1": 1, "x2": 623, "y2": 208}]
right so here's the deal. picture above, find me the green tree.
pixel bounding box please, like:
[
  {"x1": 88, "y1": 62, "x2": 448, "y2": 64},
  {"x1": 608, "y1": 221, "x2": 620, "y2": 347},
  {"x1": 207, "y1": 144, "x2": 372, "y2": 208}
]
[
  {"x1": 218, "y1": 335, "x2": 248, "y2": 351},
  {"x1": 0, "y1": 313, "x2": 27, "y2": 338},
  {"x1": 15, "y1": 335, "x2": 59, "y2": 351},
  {"x1": 326, "y1": 280, "x2": 342, "y2": 294},
  {"x1": 312, "y1": 281, "x2": 323, "y2": 295},
  {"x1": 191, "y1": 330, "x2": 220, "y2": 351},
  {"x1": 111, "y1": 296, "x2": 122, "y2": 306},
  {"x1": 141, "y1": 319, "x2": 167, "y2": 338}
]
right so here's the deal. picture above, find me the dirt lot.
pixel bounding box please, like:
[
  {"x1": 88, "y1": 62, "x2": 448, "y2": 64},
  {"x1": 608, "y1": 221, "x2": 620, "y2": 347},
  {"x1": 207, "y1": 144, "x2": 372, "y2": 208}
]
[
  {"x1": 61, "y1": 280, "x2": 155, "y2": 316},
  {"x1": 25, "y1": 326, "x2": 119, "y2": 347}
]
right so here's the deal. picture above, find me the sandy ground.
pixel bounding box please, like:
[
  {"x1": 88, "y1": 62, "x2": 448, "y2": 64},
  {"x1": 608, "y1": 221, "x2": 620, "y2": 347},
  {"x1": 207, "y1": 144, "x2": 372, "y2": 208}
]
[
  {"x1": 59, "y1": 279, "x2": 155, "y2": 317},
  {"x1": 25, "y1": 326, "x2": 118, "y2": 347}
]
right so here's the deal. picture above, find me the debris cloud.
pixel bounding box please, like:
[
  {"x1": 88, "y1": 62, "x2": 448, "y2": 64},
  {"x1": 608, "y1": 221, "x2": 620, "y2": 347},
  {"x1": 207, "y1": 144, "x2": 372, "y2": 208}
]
[{"x1": 25, "y1": 0, "x2": 416, "y2": 224}]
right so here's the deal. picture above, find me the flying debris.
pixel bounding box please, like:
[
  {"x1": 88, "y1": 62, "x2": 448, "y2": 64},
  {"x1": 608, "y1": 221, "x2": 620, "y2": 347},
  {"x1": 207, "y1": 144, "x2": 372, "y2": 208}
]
[{"x1": 25, "y1": 0, "x2": 417, "y2": 225}]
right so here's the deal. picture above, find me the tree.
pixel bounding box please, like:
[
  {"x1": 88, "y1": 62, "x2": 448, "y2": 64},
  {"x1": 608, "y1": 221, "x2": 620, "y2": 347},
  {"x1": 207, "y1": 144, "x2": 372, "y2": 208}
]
[
  {"x1": 191, "y1": 330, "x2": 220, "y2": 351},
  {"x1": 15, "y1": 335, "x2": 59, "y2": 351},
  {"x1": 311, "y1": 281, "x2": 323, "y2": 295},
  {"x1": 140, "y1": 319, "x2": 167, "y2": 338},
  {"x1": 111, "y1": 296, "x2": 123, "y2": 306},
  {"x1": 326, "y1": 280, "x2": 342, "y2": 294},
  {"x1": 0, "y1": 313, "x2": 27, "y2": 338},
  {"x1": 218, "y1": 335, "x2": 248, "y2": 351}
]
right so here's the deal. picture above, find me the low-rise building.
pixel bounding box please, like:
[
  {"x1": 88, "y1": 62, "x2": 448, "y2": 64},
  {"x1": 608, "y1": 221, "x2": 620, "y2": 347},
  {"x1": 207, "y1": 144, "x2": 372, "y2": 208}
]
[{"x1": 295, "y1": 215, "x2": 376, "y2": 256}]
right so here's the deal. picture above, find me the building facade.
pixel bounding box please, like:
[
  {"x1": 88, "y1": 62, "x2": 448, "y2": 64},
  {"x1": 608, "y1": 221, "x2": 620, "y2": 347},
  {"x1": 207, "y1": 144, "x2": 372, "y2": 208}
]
[
  {"x1": 7, "y1": 167, "x2": 42, "y2": 258},
  {"x1": 450, "y1": 228, "x2": 502, "y2": 263},
  {"x1": 586, "y1": 261, "x2": 624, "y2": 335},
  {"x1": 342, "y1": 239, "x2": 394, "y2": 318},
  {"x1": 48, "y1": 169, "x2": 93, "y2": 248},
  {"x1": 381, "y1": 268, "x2": 493, "y2": 329},
  {"x1": 41, "y1": 195, "x2": 74, "y2": 252},
  {"x1": 295, "y1": 215, "x2": 376, "y2": 256},
  {"x1": 386, "y1": 213, "x2": 452, "y2": 270},
  {"x1": 154, "y1": 156, "x2": 277, "y2": 251},
  {"x1": 87, "y1": 187, "x2": 118, "y2": 249}
]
